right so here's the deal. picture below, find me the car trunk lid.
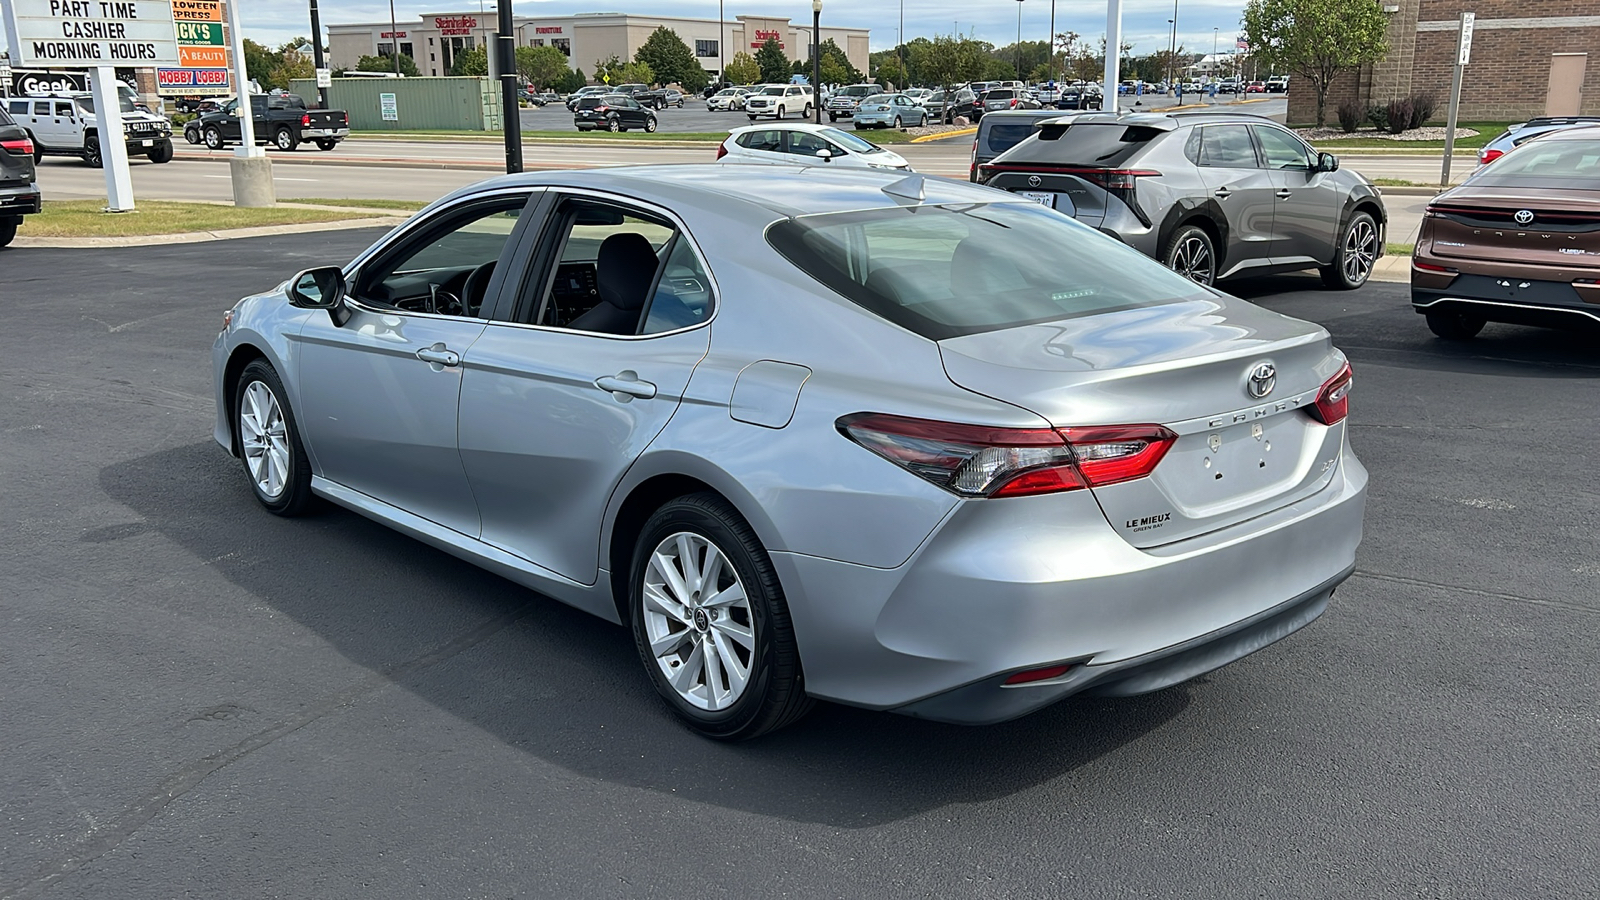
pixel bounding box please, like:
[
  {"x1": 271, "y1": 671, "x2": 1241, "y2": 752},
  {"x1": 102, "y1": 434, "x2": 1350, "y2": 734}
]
[
  {"x1": 938, "y1": 295, "x2": 1349, "y2": 547},
  {"x1": 1426, "y1": 187, "x2": 1600, "y2": 267}
]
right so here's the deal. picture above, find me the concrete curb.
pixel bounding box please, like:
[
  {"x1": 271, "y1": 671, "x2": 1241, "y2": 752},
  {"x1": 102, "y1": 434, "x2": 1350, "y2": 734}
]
[
  {"x1": 13, "y1": 216, "x2": 400, "y2": 249},
  {"x1": 1370, "y1": 256, "x2": 1411, "y2": 284},
  {"x1": 910, "y1": 127, "x2": 977, "y2": 143},
  {"x1": 1377, "y1": 186, "x2": 1445, "y2": 196}
]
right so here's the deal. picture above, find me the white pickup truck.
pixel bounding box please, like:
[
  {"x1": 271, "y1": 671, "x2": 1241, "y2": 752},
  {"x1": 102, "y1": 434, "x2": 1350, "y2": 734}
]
[{"x1": 4, "y1": 90, "x2": 174, "y2": 167}]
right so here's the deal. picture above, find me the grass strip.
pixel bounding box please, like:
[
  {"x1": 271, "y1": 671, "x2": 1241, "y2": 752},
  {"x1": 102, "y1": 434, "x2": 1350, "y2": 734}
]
[
  {"x1": 1386, "y1": 243, "x2": 1415, "y2": 257},
  {"x1": 287, "y1": 197, "x2": 427, "y2": 211},
  {"x1": 19, "y1": 200, "x2": 371, "y2": 238}
]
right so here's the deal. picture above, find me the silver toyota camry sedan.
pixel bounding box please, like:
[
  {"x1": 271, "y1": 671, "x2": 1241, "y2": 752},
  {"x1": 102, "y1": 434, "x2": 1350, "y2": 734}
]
[{"x1": 213, "y1": 165, "x2": 1367, "y2": 739}]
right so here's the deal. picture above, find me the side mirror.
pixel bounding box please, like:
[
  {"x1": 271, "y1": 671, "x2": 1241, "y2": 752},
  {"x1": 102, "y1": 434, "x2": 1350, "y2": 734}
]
[
  {"x1": 815, "y1": 148, "x2": 833, "y2": 161},
  {"x1": 288, "y1": 266, "x2": 347, "y2": 311},
  {"x1": 1318, "y1": 152, "x2": 1339, "y2": 172}
]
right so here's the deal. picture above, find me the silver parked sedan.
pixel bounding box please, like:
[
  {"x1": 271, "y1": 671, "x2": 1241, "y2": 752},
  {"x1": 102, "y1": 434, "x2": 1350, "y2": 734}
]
[{"x1": 213, "y1": 166, "x2": 1367, "y2": 739}]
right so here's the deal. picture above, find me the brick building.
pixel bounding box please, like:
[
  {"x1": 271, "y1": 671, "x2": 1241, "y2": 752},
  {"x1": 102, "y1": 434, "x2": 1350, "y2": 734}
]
[{"x1": 1288, "y1": 0, "x2": 1597, "y2": 124}]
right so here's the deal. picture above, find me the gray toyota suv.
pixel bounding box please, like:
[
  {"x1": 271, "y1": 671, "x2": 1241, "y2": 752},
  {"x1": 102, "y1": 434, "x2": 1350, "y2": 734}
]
[
  {"x1": 0, "y1": 106, "x2": 42, "y2": 248},
  {"x1": 978, "y1": 112, "x2": 1387, "y2": 288}
]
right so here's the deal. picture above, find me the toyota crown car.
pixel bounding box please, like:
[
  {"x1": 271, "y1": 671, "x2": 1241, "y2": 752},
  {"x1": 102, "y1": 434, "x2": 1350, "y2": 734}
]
[
  {"x1": 213, "y1": 165, "x2": 1366, "y2": 740},
  {"x1": 1411, "y1": 125, "x2": 1600, "y2": 339},
  {"x1": 979, "y1": 112, "x2": 1386, "y2": 289}
]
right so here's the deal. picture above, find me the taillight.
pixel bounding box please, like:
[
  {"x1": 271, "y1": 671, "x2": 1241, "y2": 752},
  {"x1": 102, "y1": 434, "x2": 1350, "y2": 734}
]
[
  {"x1": 1412, "y1": 260, "x2": 1457, "y2": 274},
  {"x1": 1307, "y1": 363, "x2": 1353, "y2": 426},
  {"x1": 1479, "y1": 148, "x2": 1503, "y2": 164},
  {"x1": 836, "y1": 413, "x2": 1176, "y2": 498},
  {"x1": 301, "y1": 113, "x2": 311, "y2": 126},
  {"x1": 1009, "y1": 98, "x2": 1018, "y2": 108},
  {"x1": 715, "y1": 143, "x2": 728, "y2": 160},
  {"x1": 0, "y1": 137, "x2": 33, "y2": 155}
]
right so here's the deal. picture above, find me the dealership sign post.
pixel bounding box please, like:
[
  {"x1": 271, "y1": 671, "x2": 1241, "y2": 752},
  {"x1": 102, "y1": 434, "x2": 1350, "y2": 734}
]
[{"x1": 2, "y1": 0, "x2": 183, "y2": 210}]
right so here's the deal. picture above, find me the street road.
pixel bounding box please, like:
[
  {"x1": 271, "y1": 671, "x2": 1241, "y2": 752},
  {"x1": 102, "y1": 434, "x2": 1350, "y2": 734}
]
[{"x1": 2, "y1": 234, "x2": 1596, "y2": 898}]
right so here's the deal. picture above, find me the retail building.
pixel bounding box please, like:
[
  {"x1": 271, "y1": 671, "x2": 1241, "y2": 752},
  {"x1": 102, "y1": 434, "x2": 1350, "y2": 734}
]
[{"x1": 327, "y1": 9, "x2": 870, "y2": 82}]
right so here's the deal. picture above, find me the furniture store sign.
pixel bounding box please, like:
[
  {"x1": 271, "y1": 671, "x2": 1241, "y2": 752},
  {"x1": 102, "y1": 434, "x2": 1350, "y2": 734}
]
[{"x1": 3, "y1": 0, "x2": 181, "y2": 66}]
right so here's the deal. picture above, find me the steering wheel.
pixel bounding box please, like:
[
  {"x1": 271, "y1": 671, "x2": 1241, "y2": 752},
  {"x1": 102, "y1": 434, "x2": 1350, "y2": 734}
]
[{"x1": 461, "y1": 261, "x2": 497, "y2": 318}]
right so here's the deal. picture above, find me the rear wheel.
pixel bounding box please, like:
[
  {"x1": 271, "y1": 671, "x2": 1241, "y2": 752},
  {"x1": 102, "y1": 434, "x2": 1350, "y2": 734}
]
[
  {"x1": 273, "y1": 127, "x2": 296, "y2": 151},
  {"x1": 0, "y1": 217, "x2": 18, "y2": 248},
  {"x1": 184, "y1": 124, "x2": 201, "y2": 145},
  {"x1": 1164, "y1": 224, "x2": 1217, "y2": 286},
  {"x1": 234, "y1": 359, "x2": 314, "y2": 516},
  {"x1": 1320, "y1": 211, "x2": 1380, "y2": 290},
  {"x1": 315, "y1": 139, "x2": 337, "y2": 151},
  {"x1": 630, "y1": 493, "x2": 812, "y2": 740},
  {"x1": 607, "y1": 116, "x2": 621, "y2": 133},
  {"x1": 1425, "y1": 309, "x2": 1486, "y2": 341}
]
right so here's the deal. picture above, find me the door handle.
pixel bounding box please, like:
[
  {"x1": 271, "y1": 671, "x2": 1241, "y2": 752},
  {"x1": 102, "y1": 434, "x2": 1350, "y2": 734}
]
[
  {"x1": 415, "y1": 343, "x2": 460, "y2": 367},
  {"x1": 1275, "y1": 188, "x2": 1293, "y2": 199},
  {"x1": 1213, "y1": 187, "x2": 1232, "y2": 199},
  {"x1": 595, "y1": 372, "x2": 657, "y2": 400}
]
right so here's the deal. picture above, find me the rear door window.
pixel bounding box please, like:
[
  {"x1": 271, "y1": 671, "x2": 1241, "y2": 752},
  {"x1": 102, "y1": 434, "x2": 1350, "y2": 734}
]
[
  {"x1": 1196, "y1": 125, "x2": 1259, "y2": 168},
  {"x1": 737, "y1": 129, "x2": 783, "y2": 152}
]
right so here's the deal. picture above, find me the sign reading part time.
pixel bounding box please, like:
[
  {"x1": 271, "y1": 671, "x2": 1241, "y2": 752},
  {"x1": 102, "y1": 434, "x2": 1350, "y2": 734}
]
[{"x1": 3, "y1": 0, "x2": 180, "y2": 66}]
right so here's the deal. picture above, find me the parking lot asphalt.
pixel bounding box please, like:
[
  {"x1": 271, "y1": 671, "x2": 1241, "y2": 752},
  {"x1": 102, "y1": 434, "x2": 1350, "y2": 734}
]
[{"x1": 2, "y1": 234, "x2": 1597, "y2": 899}]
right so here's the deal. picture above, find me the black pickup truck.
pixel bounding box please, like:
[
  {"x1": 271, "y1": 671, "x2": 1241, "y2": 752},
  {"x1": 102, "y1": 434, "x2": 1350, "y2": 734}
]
[
  {"x1": 614, "y1": 83, "x2": 669, "y2": 109},
  {"x1": 197, "y1": 94, "x2": 349, "y2": 152}
]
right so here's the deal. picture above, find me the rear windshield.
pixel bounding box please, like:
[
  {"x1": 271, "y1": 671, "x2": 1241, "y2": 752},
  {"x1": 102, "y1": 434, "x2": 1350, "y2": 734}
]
[
  {"x1": 766, "y1": 202, "x2": 1204, "y2": 340},
  {"x1": 987, "y1": 89, "x2": 1015, "y2": 100},
  {"x1": 839, "y1": 85, "x2": 875, "y2": 97},
  {"x1": 577, "y1": 97, "x2": 604, "y2": 108},
  {"x1": 1468, "y1": 137, "x2": 1600, "y2": 188},
  {"x1": 996, "y1": 122, "x2": 1164, "y2": 167},
  {"x1": 982, "y1": 120, "x2": 1046, "y2": 156}
]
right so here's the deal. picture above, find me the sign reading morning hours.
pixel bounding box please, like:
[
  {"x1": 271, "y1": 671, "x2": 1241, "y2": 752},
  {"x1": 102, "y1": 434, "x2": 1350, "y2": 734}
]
[{"x1": 3, "y1": 0, "x2": 180, "y2": 66}]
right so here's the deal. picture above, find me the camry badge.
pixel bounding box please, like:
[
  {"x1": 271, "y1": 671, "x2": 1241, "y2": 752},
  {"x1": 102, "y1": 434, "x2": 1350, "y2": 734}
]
[
  {"x1": 1028, "y1": 175, "x2": 1042, "y2": 187},
  {"x1": 1514, "y1": 209, "x2": 1535, "y2": 226},
  {"x1": 1246, "y1": 362, "x2": 1276, "y2": 399}
]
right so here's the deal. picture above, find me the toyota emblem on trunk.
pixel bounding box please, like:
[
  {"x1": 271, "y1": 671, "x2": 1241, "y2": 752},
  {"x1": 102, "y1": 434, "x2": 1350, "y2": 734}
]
[
  {"x1": 1028, "y1": 175, "x2": 1042, "y2": 187},
  {"x1": 1246, "y1": 362, "x2": 1276, "y2": 399},
  {"x1": 1514, "y1": 209, "x2": 1535, "y2": 226}
]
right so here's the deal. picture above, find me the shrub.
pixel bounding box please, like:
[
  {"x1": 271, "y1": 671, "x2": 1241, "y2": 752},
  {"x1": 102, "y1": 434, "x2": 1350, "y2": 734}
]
[
  {"x1": 1408, "y1": 92, "x2": 1437, "y2": 129},
  {"x1": 1336, "y1": 99, "x2": 1362, "y2": 133},
  {"x1": 1366, "y1": 103, "x2": 1390, "y2": 131},
  {"x1": 1384, "y1": 98, "x2": 1413, "y2": 134}
]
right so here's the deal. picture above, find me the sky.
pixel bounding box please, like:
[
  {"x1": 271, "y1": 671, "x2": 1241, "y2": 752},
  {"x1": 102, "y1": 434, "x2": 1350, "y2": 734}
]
[{"x1": 211, "y1": 0, "x2": 1250, "y2": 58}]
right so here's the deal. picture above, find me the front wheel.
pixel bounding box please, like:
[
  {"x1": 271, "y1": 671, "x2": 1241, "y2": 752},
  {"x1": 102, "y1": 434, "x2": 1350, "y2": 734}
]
[
  {"x1": 644, "y1": 117, "x2": 658, "y2": 133},
  {"x1": 1425, "y1": 309, "x2": 1486, "y2": 341},
  {"x1": 893, "y1": 116, "x2": 902, "y2": 128},
  {"x1": 775, "y1": 105, "x2": 785, "y2": 120},
  {"x1": 147, "y1": 140, "x2": 174, "y2": 163},
  {"x1": 747, "y1": 114, "x2": 756, "y2": 122},
  {"x1": 203, "y1": 126, "x2": 223, "y2": 150},
  {"x1": 235, "y1": 359, "x2": 314, "y2": 516},
  {"x1": 630, "y1": 493, "x2": 812, "y2": 740},
  {"x1": 1320, "y1": 211, "x2": 1380, "y2": 290},
  {"x1": 828, "y1": 113, "x2": 837, "y2": 122},
  {"x1": 1164, "y1": 224, "x2": 1217, "y2": 286},
  {"x1": 83, "y1": 134, "x2": 102, "y2": 168}
]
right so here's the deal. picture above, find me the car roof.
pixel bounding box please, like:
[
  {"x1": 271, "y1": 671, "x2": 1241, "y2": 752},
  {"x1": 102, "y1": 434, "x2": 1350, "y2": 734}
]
[
  {"x1": 451, "y1": 165, "x2": 1007, "y2": 224},
  {"x1": 725, "y1": 122, "x2": 849, "y2": 135}
]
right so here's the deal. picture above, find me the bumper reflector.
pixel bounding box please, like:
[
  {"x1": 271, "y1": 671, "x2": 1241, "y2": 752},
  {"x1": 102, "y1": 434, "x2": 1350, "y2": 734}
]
[{"x1": 1003, "y1": 664, "x2": 1074, "y2": 685}]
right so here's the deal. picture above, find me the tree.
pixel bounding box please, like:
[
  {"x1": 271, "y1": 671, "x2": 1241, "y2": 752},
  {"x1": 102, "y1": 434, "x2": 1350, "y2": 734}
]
[
  {"x1": 909, "y1": 34, "x2": 988, "y2": 107},
  {"x1": 558, "y1": 67, "x2": 588, "y2": 93},
  {"x1": 724, "y1": 51, "x2": 760, "y2": 85},
  {"x1": 593, "y1": 54, "x2": 654, "y2": 86},
  {"x1": 1241, "y1": 0, "x2": 1388, "y2": 127},
  {"x1": 634, "y1": 27, "x2": 709, "y2": 92},
  {"x1": 241, "y1": 39, "x2": 282, "y2": 89},
  {"x1": 358, "y1": 53, "x2": 419, "y2": 77},
  {"x1": 450, "y1": 46, "x2": 488, "y2": 77},
  {"x1": 755, "y1": 38, "x2": 790, "y2": 85},
  {"x1": 516, "y1": 45, "x2": 569, "y2": 89},
  {"x1": 874, "y1": 54, "x2": 907, "y2": 89},
  {"x1": 816, "y1": 38, "x2": 862, "y2": 84}
]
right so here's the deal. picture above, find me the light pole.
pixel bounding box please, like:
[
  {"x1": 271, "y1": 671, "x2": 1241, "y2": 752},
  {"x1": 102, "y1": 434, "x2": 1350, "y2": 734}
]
[
  {"x1": 812, "y1": 0, "x2": 822, "y2": 123},
  {"x1": 1212, "y1": 26, "x2": 1218, "y2": 84},
  {"x1": 309, "y1": 0, "x2": 328, "y2": 108},
  {"x1": 1168, "y1": 0, "x2": 1179, "y2": 87},
  {"x1": 1015, "y1": 0, "x2": 1024, "y2": 81},
  {"x1": 719, "y1": 0, "x2": 725, "y2": 86},
  {"x1": 388, "y1": 0, "x2": 400, "y2": 76},
  {"x1": 1048, "y1": 0, "x2": 1056, "y2": 86},
  {"x1": 898, "y1": 0, "x2": 904, "y2": 85}
]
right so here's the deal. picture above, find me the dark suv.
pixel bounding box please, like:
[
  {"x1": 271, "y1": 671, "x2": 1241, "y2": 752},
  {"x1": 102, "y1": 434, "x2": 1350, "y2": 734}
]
[
  {"x1": 0, "y1": 106, "x2": 42, "y2": 248},
  {"x1": 978, "y1": 112, "x2": 1387, "y2": 288}
]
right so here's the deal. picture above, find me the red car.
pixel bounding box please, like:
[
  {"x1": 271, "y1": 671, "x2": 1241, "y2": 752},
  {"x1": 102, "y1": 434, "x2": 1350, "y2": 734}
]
[{"x1": 1246, "y1": 81, "x2": 1266, "y2": 93}]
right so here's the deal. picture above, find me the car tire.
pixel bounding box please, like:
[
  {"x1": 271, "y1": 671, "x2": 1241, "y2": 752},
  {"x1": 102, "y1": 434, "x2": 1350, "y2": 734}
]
[
  {"x1": 893, "y1": 116, "x2": 902, "y2": 128},
  {"x1": 234, "y1": 359, "x2": 314, "y2": 516},
  {"x1": 1163, "y1": 224, "x2": 1218, "y2": 286},
  {"x1": 26, "y1": 131, "x2": 43, "y2": 162},
  {"x1": 775, "y1": 104, "x2": 785, "y2": 120},
  {"x1": 1320, "y1": 210, "x2": 1380, "y2": 290},
  {"x1": 607, "y1": 116, "x2": 621, "y2": 133},
  {"x1": 203, "y1": 126, "x2": 223, "y2": 150},
  {"x1": 644, "y1": 117, "x2": 657, "y2": 133},
  {"x1": 1425, "y1": 310, "x2": 1486, "y2": 341},
  {"x1": 747, "y1": 114, "x2": 756, "y2": 122},
  {"x1": 828, "y1": 113, "x2": 837, "y2": 122},
  {"x1": 83, "y1": 134, "x2": 103, "y2": 168},
  {"x1": 273, "y1": 127, "x2": 296, "y2": 151},
  {"x1": 147, "y1": 140, "x2": 174, "y2": 163},
  {"x1": 629, "y1": 492, "x2": 813, "y2": 741},
  {"x1": 184, "y1": 124, "x2": 201, "y2": 145},
  {"x1": 315, "y1": 139, "x2": 337, "y2": 151},
  {"x1": 0, "y1": 217, "x2": 18, "y2": 248}
]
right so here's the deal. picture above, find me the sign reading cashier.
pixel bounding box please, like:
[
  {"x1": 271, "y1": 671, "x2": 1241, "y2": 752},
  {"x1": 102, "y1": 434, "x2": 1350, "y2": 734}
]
[{"x1": 2, "y1": 0, "x2": 181, "y2": 66}]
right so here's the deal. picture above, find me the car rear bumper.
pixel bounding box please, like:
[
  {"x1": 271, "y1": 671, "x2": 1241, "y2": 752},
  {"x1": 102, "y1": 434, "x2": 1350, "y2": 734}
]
[
  {"x1": 852, "y1": 112, "x2": 894, "y2": 126},
  {"x1": 772, "y1": 444, "x2": 1367, "y2": 724},
  {"x1": 301, "y1": 127, "x2": 349, "y2": 139},
  {"x1": 1412, "y1": 269, "x2": 1600, "y2": 327},
  {"x1": 0, "y1": 184, "x2": 43, "y2": 216}
]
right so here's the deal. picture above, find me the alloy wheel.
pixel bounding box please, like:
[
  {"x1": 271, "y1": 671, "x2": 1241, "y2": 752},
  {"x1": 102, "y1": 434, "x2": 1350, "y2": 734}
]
[
  {"x1": 1172, "y1": 235, "x2": 1214, "y2": 284},
  {"x1": 641, "y1": 532, "x2": 755, "y2": 712},
  {"x1": 239, "y1": 380, "x2": 290, "y2": 500},
  {"x1": 1343, "y1": 219, "x2": 1378, "y2": 285}
]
